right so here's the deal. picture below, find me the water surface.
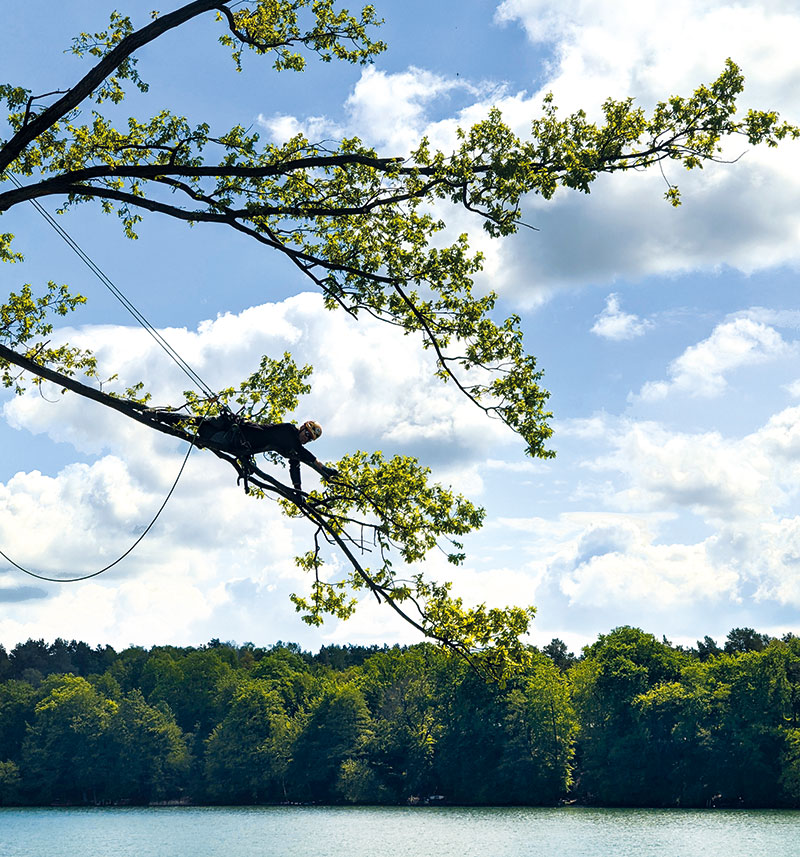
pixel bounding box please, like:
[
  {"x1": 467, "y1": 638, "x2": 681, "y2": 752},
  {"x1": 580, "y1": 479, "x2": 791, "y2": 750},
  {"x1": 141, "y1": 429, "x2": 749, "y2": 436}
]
[{"x1": 2, "y1": 805, "x2": 799, "y2": 857}]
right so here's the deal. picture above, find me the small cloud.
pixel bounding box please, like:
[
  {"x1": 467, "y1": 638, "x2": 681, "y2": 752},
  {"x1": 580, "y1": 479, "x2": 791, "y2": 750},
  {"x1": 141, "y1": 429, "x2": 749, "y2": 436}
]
[
  {"x1": 638, "y1": 316, "x2": 794, "y2": 402},
  {"x1": 557, "y1": 415, "x2": 609, "y2": 439},
  {"x1": 591, "y1": 293, "x2": 653, "y2": 341},
  {"x1": 785, "y1": 378, "x2": 800, "y2": 398}
]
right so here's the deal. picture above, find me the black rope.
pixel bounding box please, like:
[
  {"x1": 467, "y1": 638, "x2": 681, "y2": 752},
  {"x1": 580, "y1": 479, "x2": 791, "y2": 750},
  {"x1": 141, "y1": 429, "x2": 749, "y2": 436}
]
[
  {"x1": 0, "y1": 440, "x2": 194, "y2": 582},
  {"x1": 4, "y1": 172, "x2": 217, "y2": 398},
  {"x1": 0, "y1": 170, "x2": 220, "y2": 581}
]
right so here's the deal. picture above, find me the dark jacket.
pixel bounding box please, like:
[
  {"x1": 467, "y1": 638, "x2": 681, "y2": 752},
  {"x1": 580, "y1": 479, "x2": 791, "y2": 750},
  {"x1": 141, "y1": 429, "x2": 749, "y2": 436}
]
[{"x1": 198, "y1": 418, "x2": 316, "y2": 488}]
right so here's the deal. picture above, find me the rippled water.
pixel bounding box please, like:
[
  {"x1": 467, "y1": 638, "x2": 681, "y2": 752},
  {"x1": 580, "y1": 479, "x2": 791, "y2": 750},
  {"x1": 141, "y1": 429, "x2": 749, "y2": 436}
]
[{"x1": 2, "y1": 805, "x2": 799, "y2": 857}]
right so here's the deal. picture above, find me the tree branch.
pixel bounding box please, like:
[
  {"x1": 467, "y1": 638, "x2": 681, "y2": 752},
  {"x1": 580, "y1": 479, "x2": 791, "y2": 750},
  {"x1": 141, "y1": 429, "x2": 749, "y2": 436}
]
[{"x1": 0, "y1": 0, "x2": 225, "y2": 175}]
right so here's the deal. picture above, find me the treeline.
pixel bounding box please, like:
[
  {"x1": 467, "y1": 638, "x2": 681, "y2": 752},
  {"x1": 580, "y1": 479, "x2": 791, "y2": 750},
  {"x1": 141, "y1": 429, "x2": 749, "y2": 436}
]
[{"x1": 0, "y1": 626, "x2": 799, "y2": 808}]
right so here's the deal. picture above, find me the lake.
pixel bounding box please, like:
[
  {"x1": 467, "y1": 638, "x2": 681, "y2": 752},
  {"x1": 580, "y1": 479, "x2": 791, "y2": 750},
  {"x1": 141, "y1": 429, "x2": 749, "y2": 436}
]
[{"x1": 1, "y1": 805, "x2": 799, "y2": 857}]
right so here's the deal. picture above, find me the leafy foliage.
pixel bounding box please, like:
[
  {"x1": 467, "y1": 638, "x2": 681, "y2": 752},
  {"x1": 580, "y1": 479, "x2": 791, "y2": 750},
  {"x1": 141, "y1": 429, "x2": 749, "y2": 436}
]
[{"x1": 0, "y1": 282, "x2": 96, "y2": 393}]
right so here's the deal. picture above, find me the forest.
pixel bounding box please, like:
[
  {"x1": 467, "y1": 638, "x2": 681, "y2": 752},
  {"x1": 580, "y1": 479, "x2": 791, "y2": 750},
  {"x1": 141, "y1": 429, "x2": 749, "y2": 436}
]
[{"x1": 0, "y1": 626, "x2": 798, "y2": 809}]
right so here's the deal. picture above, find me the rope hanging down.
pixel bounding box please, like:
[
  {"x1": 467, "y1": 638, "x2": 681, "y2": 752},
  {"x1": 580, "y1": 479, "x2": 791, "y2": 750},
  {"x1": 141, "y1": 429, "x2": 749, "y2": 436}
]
[
  {"x1": 0, "y1": 172, "x2": 218, "y2": 581},
  {"x1": 0, "y1": 440, "x2": 194, "y2": 582}
]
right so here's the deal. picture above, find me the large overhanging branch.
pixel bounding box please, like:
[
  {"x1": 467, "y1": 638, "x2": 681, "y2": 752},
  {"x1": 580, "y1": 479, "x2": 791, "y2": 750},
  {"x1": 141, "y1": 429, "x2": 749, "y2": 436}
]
[
  {"x1": 0, "y1": 342, "x2": 259, "y2": 479},
  {"x1": 0, "y1": 134, "x2": 752, "y2": 219},
  {"x1": 0, "y1": 341, "x2": 504, "y2": 676},
  {"x1": 0, "y1": 174, "x2": 452, "y2": 221},
  {"x1": 0, "y1": 157, "x2": 401, "y2": 199},
  {"x1": 0, "y1": 0, "x2": 385, "y2": 175},
  {"x1": 0, "y1": 1, "x2": 226, "y2": 175}
]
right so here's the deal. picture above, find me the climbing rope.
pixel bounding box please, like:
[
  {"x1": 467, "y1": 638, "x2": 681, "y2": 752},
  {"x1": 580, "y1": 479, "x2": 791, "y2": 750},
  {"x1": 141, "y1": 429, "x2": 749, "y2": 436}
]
[
  {"x1": 0, "y1": 171, "x2": 221, "y2": 580},
  {"x1": 0, "y1": 440, "x2": 194, "y2": 582}
]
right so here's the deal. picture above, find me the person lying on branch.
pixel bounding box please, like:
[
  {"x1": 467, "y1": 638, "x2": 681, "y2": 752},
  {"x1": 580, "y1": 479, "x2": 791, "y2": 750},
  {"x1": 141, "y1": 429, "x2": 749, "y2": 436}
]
[{"x1": 151, "y1": 410, "x2": 338, "y2": 492}]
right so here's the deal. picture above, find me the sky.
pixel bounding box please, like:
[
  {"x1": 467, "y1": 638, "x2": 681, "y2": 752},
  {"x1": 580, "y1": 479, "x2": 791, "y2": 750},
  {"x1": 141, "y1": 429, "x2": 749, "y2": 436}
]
[{"x1": 1, "y1": 0, "x2": 800, "y2": 656}]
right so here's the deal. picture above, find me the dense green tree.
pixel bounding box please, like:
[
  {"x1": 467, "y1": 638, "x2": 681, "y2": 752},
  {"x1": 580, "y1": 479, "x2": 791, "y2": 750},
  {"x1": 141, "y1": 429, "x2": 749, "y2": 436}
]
[
  {"x1": 359, "y1": 645, "x2": 448, "y2": 801},
  {"x1": 695, "y1": 635, "x2": 722, "y2": 661},
  {"x1": 108, "y1": 645, "x2": 150, "y2": 693},
  {"x1": 0, "y1": 760, "x2": 21, "y2": 805},
  {"x1": 542, "y1": 638, "x2": 576, "y2": 672},
  {"x1": 109, "y1": 689, "x2": 190, "y2": 802},
  {"x1": 780, "y1": 728, "x2": 800, "y2": 803},
  {"x1": 702, "y1": 646, "x2": 790, "y2": 805},
  {"x1": 498, "y1": 656, "x2": 577, "y2": 803},
  {"x1": 172, "y1": 649, "x2": 236, "y2": 735},
  {"x1": 0, "y1": 646, "x2": 9, "y2": 681},
  {"x1": 724, "y1": 627, "x2": 772, "y2": 654},
  {"x1": 68, "y1": 640, "x2": 118, "y2": 677},
  {"x1": 570, "y1": 627, "x2": 688, "y2": 804},
  {"x1": 46, "y1": 639, "x2": 78, "y2": 675},
  {"x1": 431, "y1": 652, "x2": 576, "y2": 805},
  {"x1": 1, "y1": 631, "x2": 800, "y2": 806},
  {"x1": 1, "y1": 2, "x2": 797, "y2": 666},
  {"x1": 627, "y1": 642, "x2": 799, "y2": 807},
  {"x1": 316, "y1": 644, "x2": 387, "y2": 671},
  {"x1": 140, "y1": 650, "x2": 185, "y2": 714},
  {"x1": 783, "y1": 635, "x2": 800, "y2": 729},
  {"x1": 90, "y1": 671, "x2": 123, "y2": 701},
  {"x1": 0, "y1": 639, "x2": 119, "y2": 682},
  {"x1": 251, "y1": 645, "x2": 317, "y2": 716},
  {"x1": 205, "y1": 679, "x2": 291, "y2": 803},
  {"x1": 21, "y1": 674, "x2": 116, "y2": 803},
  {"x1": 632, "y1": 673, "x2": 710, "y2": 806},
  {"x1": 8, "y1": 639, "x2": 51, "y2": 679},
  {"x1": 289, "y1": 683, "x2": 374, "y2": 802},
  {"x1": 436, "y1": 668, "x2": 510, "y2": 803},
  {"x1": 0, "y1": 679, "x2": 36, "y2": 762}
]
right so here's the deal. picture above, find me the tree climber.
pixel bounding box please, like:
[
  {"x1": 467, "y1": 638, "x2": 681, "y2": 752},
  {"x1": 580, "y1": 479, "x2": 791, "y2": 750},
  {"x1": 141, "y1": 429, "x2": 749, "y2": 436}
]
[{"x1": 151, "y1": 410, "x2": 338, "y2": 492}]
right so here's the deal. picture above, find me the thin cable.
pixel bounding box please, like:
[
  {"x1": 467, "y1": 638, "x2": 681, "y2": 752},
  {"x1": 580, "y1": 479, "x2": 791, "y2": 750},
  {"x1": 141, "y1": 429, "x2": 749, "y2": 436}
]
[
  {"x1": 4, "y1": 172, "x2": 216, "y2": 398},
  {"x1": 1, "y1": 171, "x2": 216, "y2": 580},
  {"x1": 0, "y1": 441, "x2": 195, "y2": 583}
]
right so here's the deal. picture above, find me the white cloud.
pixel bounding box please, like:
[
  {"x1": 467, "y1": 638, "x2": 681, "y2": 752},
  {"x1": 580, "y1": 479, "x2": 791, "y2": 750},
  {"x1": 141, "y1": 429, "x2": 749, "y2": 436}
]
[
  {"x1": 480, "y1": 400, "x2": 800, "y2": 624},
  {"x1": 557, "y1": 530, "x2": 736, "y2": 609},
  {"x1": 638, "y1": 316, "x2": 794, "y2": 401},
  {"x1": 496, "y1": 0, "x2": 800, "y2": 116},
  {"x1": 584, "y1": 406, "x2": 800, "y2": 522},
  {"x1": 742, "y1": 308, "x2": 800, "y2": 330},
  {"x1": 556, "y1": 414, "x2": 610, "y2": 439},
  {"x1": 485, "y1": 469, "x2": 800, "y2": 631},
  {"x1": 487, "y1": 511, "x2": 739, "y2": 618},
  {"x1": 260, "y1": 66, "x2": 494, "y2": 153},
  {"x1": 257, "y1": 113, "x2": 345, "y2": 144},
  {"x1": 591, "y1": 293, "x2": 653, "y2": 340},
  {"x1": 592, "y1": 420, "x2": 780, "y2": 521},
  {"x1": 483, "y1": 458, "x2": 547, "y2": 473}
]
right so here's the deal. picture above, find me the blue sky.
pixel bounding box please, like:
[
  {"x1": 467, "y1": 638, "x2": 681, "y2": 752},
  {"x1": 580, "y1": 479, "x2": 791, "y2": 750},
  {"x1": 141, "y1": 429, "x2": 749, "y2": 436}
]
[{"x1": 1, "y1": 0, "x2": 800, "y2": 655}]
